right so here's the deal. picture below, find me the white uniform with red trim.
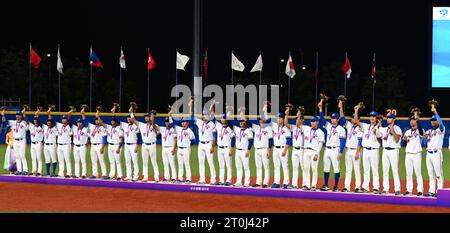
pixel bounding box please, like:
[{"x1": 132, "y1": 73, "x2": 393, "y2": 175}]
[
  {"x1": 175, "y1": 126, "x2": 195, "y2": 182},
  {"x1": 43, "y1": 125, "x2": 58, "y2": 164},
  {"x1": 72, "y1": 125, "x2": 89, "y2": 177},
  {"x1": 106, "y1": 124, "x2": 124, "y2": 179},
  {"x1": 291, "y1": 124, "x2": 307, "y2": 188},
  {"x1": 302, "y1": 126, "x2": 325, "y2": 189},
  {"x1": 344, "y1": 121, "x2": 363, "y2": 191},
  {"x1": 216, "y1": 122, "x2": 235, "y2": 184},
  {"x1": 234, "y1": 126, "x2": 253, "y2": 186},
  {"x1": 29, "y1": 123, "x2": 43, "y2": 174},
  {"x1": 271, "y1": 122, "x2": 291, "y2": 186},
  {"x1": 378, "y1": 125, "x2": 402, "y2": 193},
  {"x1": 56, "y1": 122, "x2": 72, "y2": 177},
  {"x1": 425, "y1": 126, "x2": 445, "y2": 193},
  {"x1": 252, "y1": 123, "x2": 272, "y2": 186},
  {"x1": 404, "y1": 127, "x2": 424, "y2": 193},
  {"x1": 8, "y1": 120, "x2": 28, "y2": 173},
  {"x1": 138, "y1": 122, "x2": 160, "y2": 182},
  {"x1": 160, "y1": 126, "x2": 177, "y2": 181},
  {"x1": 195, "y1": 119, "x2": 216, "y2": 184},
  {"x1": 89, "y1": 123, "x2": 107, "y2": 177},
  {"x1": 361, "y1": 122, "x2": 381, "y2": 191},
  {"x1": 121, "y1": 122, "x2": 140, "y2": 181}
]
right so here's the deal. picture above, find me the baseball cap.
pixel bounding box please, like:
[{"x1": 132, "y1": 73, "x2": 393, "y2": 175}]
[
  {"x1": 15, "y1": 110, "x2": 22, "y2": 115},
  {"x1": 181, "y1": 117, "x2": 189, "y2": 122},
  {"x1": 430, "y1": 115, "x2": 437, "y2": 121},
  {"x1": 387, "y1": 114, "x2": 396, "y2": 119},
  {"x1": 33, "y1": 116, "x2": 39, "y2": 120},
  {"x1": 310, "y1": 116, "x2": 319, "y2": 122},
  {"x1": 202, "y1": 110, "x2": 209, "y2": 115},
  {"x1": 76, "y1": 118, "x2": 83, "y2": 123},
  {"x1": 111, "y1": 116, "x2": 118, "y2": 122},
  {"x1": 409, "y1": 115, "x2": 418, "y2": 120},
  {"x1": 277, "y1": 113, "x2": 285, "y2": 118},
  {"x1": 297, "y1": 115, "x2": 305, "y2": 120},
  {"x1": 331, "y1": 113, "x2": 339, "y2": 119},
  {"x1": 164, "y1": 117, "x2": 170, "y2": 122},
  {"x1": 127, "y1": 113, "x2": 132, "y2": 118},
  {"x1": 368, "y1": 111, "x2": 378, "y2": 117},
  {"x1": 221, "y1": 114, "x2": 228, "y2": 120},
  {"x1": 351, "y1": 114, "x2": 361, "y2": 119},
  {"x1": 61, "y1": 115, "x2": 67, "y2": 120},
  {"x1": 144, "y1": 112, "x2": 151, "y2": 117}
]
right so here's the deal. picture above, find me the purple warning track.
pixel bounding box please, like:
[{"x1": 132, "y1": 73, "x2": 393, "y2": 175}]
[{"x1": 1, "y1": 175, "x2": 449, "y2": 208}]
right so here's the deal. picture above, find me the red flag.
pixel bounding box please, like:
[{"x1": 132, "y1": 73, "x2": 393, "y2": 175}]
[
  {"x1": 204, "y1": 50, "x2": 208, "y2": 81},
  {"x1": 371, "y1": 53, "x2": 376, "y2": 80},
  {"x1": 30, "y1": 46, "x2": 42, "y2": 69},
  {"x1": 341, "y1": 54, "x2": 352, "y2": 78},
  {"x1": 147, "y1": 50, "x2": 156, "y2": 70}
]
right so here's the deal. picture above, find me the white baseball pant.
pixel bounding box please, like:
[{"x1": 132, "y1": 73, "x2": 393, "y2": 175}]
[
  {"x1": 405, "y1": 152, "x2": 423, "y2": 193},
  {"x1": 426, "y1": 150, "x2": 443, "y2": 194},
  {"x1": 57, "y1": 144, "x2": 72, "y2": 176},
  {"x1": 124, "y1": 144, "x2": 139, "y2": 180},
  {"x1": 272, "y1": 147, "x2": 289, "y2": 185},
  {"x1": 324, "y1": 147, "x2": 340, "y2": 173},
  {"x1": 235, "y1": 149, "x2": 250, "y2": 186},
  {"x1": 108, "y1": 144, "x2": 123, "y2": 179},
  {"x1": 362, "y1": 148, "x2": 380, "y2": 191},
  {"x1": 344, "y1": 148, "x2": 361, "y2": 190},
  {"x1": 73, "y1": 144, "x2": 87, "y2": 177},
  {"x1": 142, "y1": 143, "x2": 159, "y2": 181},
  {"x1": 90, "y1": 144, "x2": 107, "y2": 177},
  {"x1": 44, "y1": 144, "x2": 57, "y2": 163},
  {"x1": 254, "y1": 148, "x2": 270, "y2": 186},
  {"x1": 303, "y1": 148, "x2": 320, "y2": 188},
  {"x1": 382, "y1": 148, "x2": 401, "y2": 192},
  {"x1": 291, "y1": 148, "x2": 304, "y2": 187},
  {"x1": 198, "y1": 142, "x2": 216, "y2": 183},
  {"x1": 177, "y1": 147, "x2": 191, "y2": 181},
  {"x1": 13, "y1": 139, "x2": 27, "y2": 172},
  {"x1": 217, "y1": 146, "x2": 232, "y2": 184},
  {"x1": 30, "y1": 142, "x2": 43, "y2": 174},
  {"x1": 162, "y1": 146, "x2": 177, "y2": 180}
]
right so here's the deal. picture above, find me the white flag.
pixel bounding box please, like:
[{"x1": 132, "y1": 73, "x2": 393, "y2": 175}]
[
  {"x1": 231, "y1": 52, "x2": 245, "y2": 72},
  {"x1": 250, "y1": 54, "x2": 263, "y2": 72},
  {"x1": 57, "y1": 46, "x2": 63, "y2": 75},
  {"x1": 176, "y1": 51, "x2": 190, "y2": 70},
  {"x1": 285, "y1": 54, "x2": 296, "y2": 78},
  {"x1": 119, "y1": 48, "x2": 126, "y2": 69}
]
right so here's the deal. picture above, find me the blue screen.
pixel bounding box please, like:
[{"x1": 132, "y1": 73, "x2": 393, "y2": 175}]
[{"x1": 432, "y1": 7, "x2": 450, "y2": 88}]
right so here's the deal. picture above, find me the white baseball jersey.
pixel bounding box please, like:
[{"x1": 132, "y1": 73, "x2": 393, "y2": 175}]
[
  {"x1": 8, "y1": 120, "x2": 28, "y2": 139},
  {"x1": 88, "y1": 123, "x2": 106, "y2": 144},
  {"x1": 271, "y1": 123, "x2": 291, "y2": 147},
  {"x1": 138, "y1": 122, "x2": 159, "y2": 144},
  {"x1": 216, "y1": 122, "x2": 235, "y2": 147},
  {"x1": 195, "y1": 119, "x2": 215, "y2": 142},
  {"x1": 72, "y1": 125, "x2": 89, "y2": 145},
  {"x1": 426, "y1": 126, "x2": 445, "y2": 150},
  {"x1": 361, "y1": 123, "x2": 381, "y2": 148},
  {"x1": 404, "y1": 128, "x2": 424, "y2": 153},
  {"x1": 160, "y1": 126, "x2": 176, "y2": 147},
  {"x1": 379, "y1": 125, "x2": 402, "y2": 149},
  {"x1": 175, "y1": 126, "x2": 195, "y2": 147},
  {"x1": 303, "y1": 126, "x2": 325, "y2": 151},
  {"x1": 121, "y1": 122, "x2": 139, "y2": 144},
  {"x1": 291, "y1": 124, "x2": 308, "y2": 148},
  {"x1": 252, "y1": 124, "x2": 273, "y2": 148},
  {"x1": 106, "y1": 124, "x2": 123, "y2": 144},
  {"x1": 234, "y1": 127, "x2": 253, "y2": 150},
  {"x1": 324, "y1": 122, "x2": 346, "y2": 147},
  {"x1": 42, "y1": 125, "x2": 58, "y2": 144},
  {"x1": 345, "y1": 121, "x2": 363, "y2": 148},
  {"x1": 29, "y1": 124, "x2": 44, "y2": 143},
  {"x1": 56, "y1": 123, "x2": 72, "y2": 144}
]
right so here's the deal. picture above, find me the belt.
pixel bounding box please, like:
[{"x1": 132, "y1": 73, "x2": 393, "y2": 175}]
[
  {"x1": 31, "y1": 141, "x2": 42, "y2": 144},
  {"x1": 347, "y1": 147, "x2": 357, "y2": 150},
  {"x1": 364, "y1": 147, "x2": 376, "y2": 150},
  {"x1": 306, "y1": 147, "x2": 315, "y2": 150},
  {"x1": 218, "y1": 146, "x2": 229, "y2": 149},
  {"x1": 92, "y1": 143, "x2": 101, "y2": 145},
  {"x1": 293, "y1": 146, "x2": 303, "y2": 150},
  {"x1": 274, "y1": 146, "x2": 285, "y2": 149},
  {"x1": 326, "y1": 146, "x2": 337, "y2": 149},
  {"x1": 163, "y1": 146, "x2": 173, "y2": 148},
  {"x1": 255, "y1": 147, "x2": 268, "y2": 150},
  {"x1": 200, "y1": 141, "x2": 211, "y2": 144},
  {"x1": 45, "y1": 143, "x2": 55, "y2": 145},
  {"x1": 58, "y1": 143, "x2": 70, "y2": 146},
  {"x1": 109, "y1": 143, "x2": 119, "y2": 145},
  {"x1": 14, "y1": 138, "x2": 23, "y2": 141},
  {"x1": 74, "y1": 144, "x2": 86, "y2": 147},
  {"x1": 428, "y1": 150, "x2": 438, "y2": 154},
  {"x1": 236, "y1": 148, "x2": 246, "y2": 151},
  {"x1": 144, "y1": 142, "x2": 156, "y2": 145},
  {"x1": 384, "y1": 147, "x2": 396, "y2": 150},
  {"x1": 178, "y1": 146, "x2": 188, "y2": 149},
  {"x1": 126, "y1": 143, "x2": 136, "y2": 145}
]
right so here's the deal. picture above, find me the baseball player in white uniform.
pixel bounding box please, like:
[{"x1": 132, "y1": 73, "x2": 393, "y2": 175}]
[
  {"x1": 424, "y1": 104, "x2": 445, "y2": 197},
  {"x1": 170, "y1": 115, "x2": 196, "y2": 184},
  {"x1": 89, "y1": 112, "x2": 108, "y2": 179},
  {"x1": 43, "y1": 118, "x2": 58, "y2": 176},
  {"x1": 28, "y1": 113, "x2": 44, "y2": 176},
  {"x1": 302, "y1": 116, "x2": 325, "y2": 191},
  {"x1": 214, "y1": 114, "x2": 235, "y2": 186},
  {"x1": 51, "y1": 110, "x2": 73, "y2": 178},
  {"x1": 355, "y1": 109, "x2": 381, "y2": 194},
  {"x1": 378, "y1": 114, "x2": 402, "y2": 195},
  {"x1": 71, "y1": 113, "x2": 89, "y2": 179},
  {"x1": 284, "y1": 107, "x2": 307, "y2": 189},
  {"x1": 160, "y1": 117, "x2": 177, "y2": 183},
  {"x1": 1, "y1": 109, "x2": 28, "y2": 175},
  {"x1": 271, "y1": 113, "x2": 291, "y2": 189},
  {"x1": 319, "y1": 100, "x2": 346, "y2": 192},
  {"x1": 403, "y1": 115, "x2": 425, "y2": 196},
  {"x1": 133, "y1": 111, "x2": 160, "y2": 182},
  {"x1": 233, "y1": 118, "x2": 253, "y2": 187},
  {"x1": 340, "y1": 105, "x2": 363, "y2": 193},
  {"x1": 121, "y1": 113, "x2": 141, "y2": 181},
  {"x1": 251, "y1": 115, "x2": 272, "y2": 188},
  {"x1": 99, "y1": 116, "x2": 124, "y2": 181}
]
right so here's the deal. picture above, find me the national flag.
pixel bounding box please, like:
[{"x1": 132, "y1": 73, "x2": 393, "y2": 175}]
[
  {"x1": 231, "y1": 52, "x2": 245, "y2": 71},
  {"x1": 176, "y1": 51, "x2": 190, "y2": 70},
  {"x1": 90, "y1": 48, "x2": 103, "y2": 68},
  {"x1": 30, "y1": 46, "x2": 42, "y2": 69},
  {"x1": 203, "y1": 50, "x2": 208, "y2": 81},
  {"x1": 371, "y1": 53, "x2": 376, "y2": 80},
  {"x1": 119, "y1": 47, "x2": 126, "y2": 69},
  {"x1": 147, "y1": 50, "x2": 156, "y2": 70},
  {"x1": 57, "y1": 45, "x2": 64, "y2": 75},
  {"x1": 250, "y1": 54, "x2": 263, "y2": 72},
  {"x1": 341, "y1": 54, "x2": 352, "y2": 78},
  {"x1": 285, "y1": 53, "x2": 296, "y2": 78}
]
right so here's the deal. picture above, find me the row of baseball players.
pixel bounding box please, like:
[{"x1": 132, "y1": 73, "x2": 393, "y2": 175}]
[{"x1": 1, "y1": 98, "x2": 445, "y2": 197}]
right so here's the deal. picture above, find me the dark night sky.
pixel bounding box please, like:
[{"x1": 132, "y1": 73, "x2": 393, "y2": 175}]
[{"x1": 1, "y1": 0, "x2": 450, "y2": 114}]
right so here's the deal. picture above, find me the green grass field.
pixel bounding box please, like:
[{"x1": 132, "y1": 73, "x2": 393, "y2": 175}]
[{"x1": 0, "y1": 145, "x2": 448, "y2": 181}]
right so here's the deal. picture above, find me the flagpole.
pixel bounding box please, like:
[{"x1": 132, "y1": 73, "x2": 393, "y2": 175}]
[
  {"x1": 147, "y1": 48, "x2": 150, "y2": 112},
  {"x1": 231, "y1": 50, "x2": 234, "y2": 86},
  {"x1": 176, "y1": 48, "x2": 179, "y2": 108},
  {"x1": 344, "y1": 52, "x2": 347, "y2": 97},
  {"x1": 58, "y1": 44, "x2": 61, "y2": 111},
  {"x1": 119, "y1": 46, "x2": 123, "y2": 111},
  {"x1": 89, "y1": 46, "x2": 93, "y2": 112},
  {"x1": 372, "y1": 52, "x2": 376, "y2": 111},
  {"x1": 287, "y1": 51, "x2": 291, "y2": 104},
  {"x1": 259, "y1": 50, "x2": 262, "y2": 86},
  {"x1": 314, "y1": 51, "x2": 319, "y2": 115},
  {"x1": 28, "y1": 43, "x2": 31, "y2": 107}
]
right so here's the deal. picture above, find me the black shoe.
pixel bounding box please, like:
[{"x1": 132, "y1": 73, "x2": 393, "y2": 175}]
[
  {"x1": 341, "y1": 188, "x2": 349, "y2": 192},
  {"x1": 360, "y1": 188, "x2": 369, "y2": 193},
  {"x1": 102, "y1": 176, "x2": 110, "y2": 180},
  {"x1": 252, "y1": 184, "x2": 261, "y2": 188},
  {"x1": 310, "y1": 187, "x2": 317, "y2": 191},
  {"x1": 373, "y1": 189, "x2": 380, "y2": 194},
  {"x1": 185, "y1": 180, "x2": 191, "y2": 184},
  {"x1": 302, "y1": 185, "x2": 310, "y2": 191},
  {"x1": 381, "y1": 191, "x2": 388, "y2": 195},
  {"x1": 71, "y1": 175, "x2": 78, "y2": 178},
  {"x1": 433, "y1": 193, "x2": 438, "y2": 198},
  {"x1": 417, "y1": 192, "x2": 423, "y2": 197},
  {"x1": 403, "y1": 191, "x2": 411, "y2": 196},
  {"x1": 225, "y1": 182, "x2": 231, "y2": 186},
  {"x1": 65, "y1": 175, "x2": 71, "y2": 178},
  {"x1": 332, "y1": 186, "x2": 338, "y2": 192},
  {"x1": 320, "y1": 185, "x2": 330, "y2": 191},
  {"x1": 81, "y1": 176, "x2": 87, "y2": 179},
  {"x1": 116, "y1": 177, "x2": 122, "y2": 181},
  {"x1": 171, "y1": 179, "x2": 176, "y2": 183},
  {"x1": 28, "y1": 172, "x2": 34, "y2": 176},
  {"x1": 22, "y1": 171, "x2": 28, "y2": 176},
  {"x1": 35, "y1": 173, "x2": 41, "y2": 176},
  {"x1": 262, "y1": 184, "x2": 268, "y2": 188},
  {"x1": 395, "y1": 191, "x2": 401, "y2": 196},
  {"x1": 89, "y1": 175, "x2": 97, "y2": 179}
]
